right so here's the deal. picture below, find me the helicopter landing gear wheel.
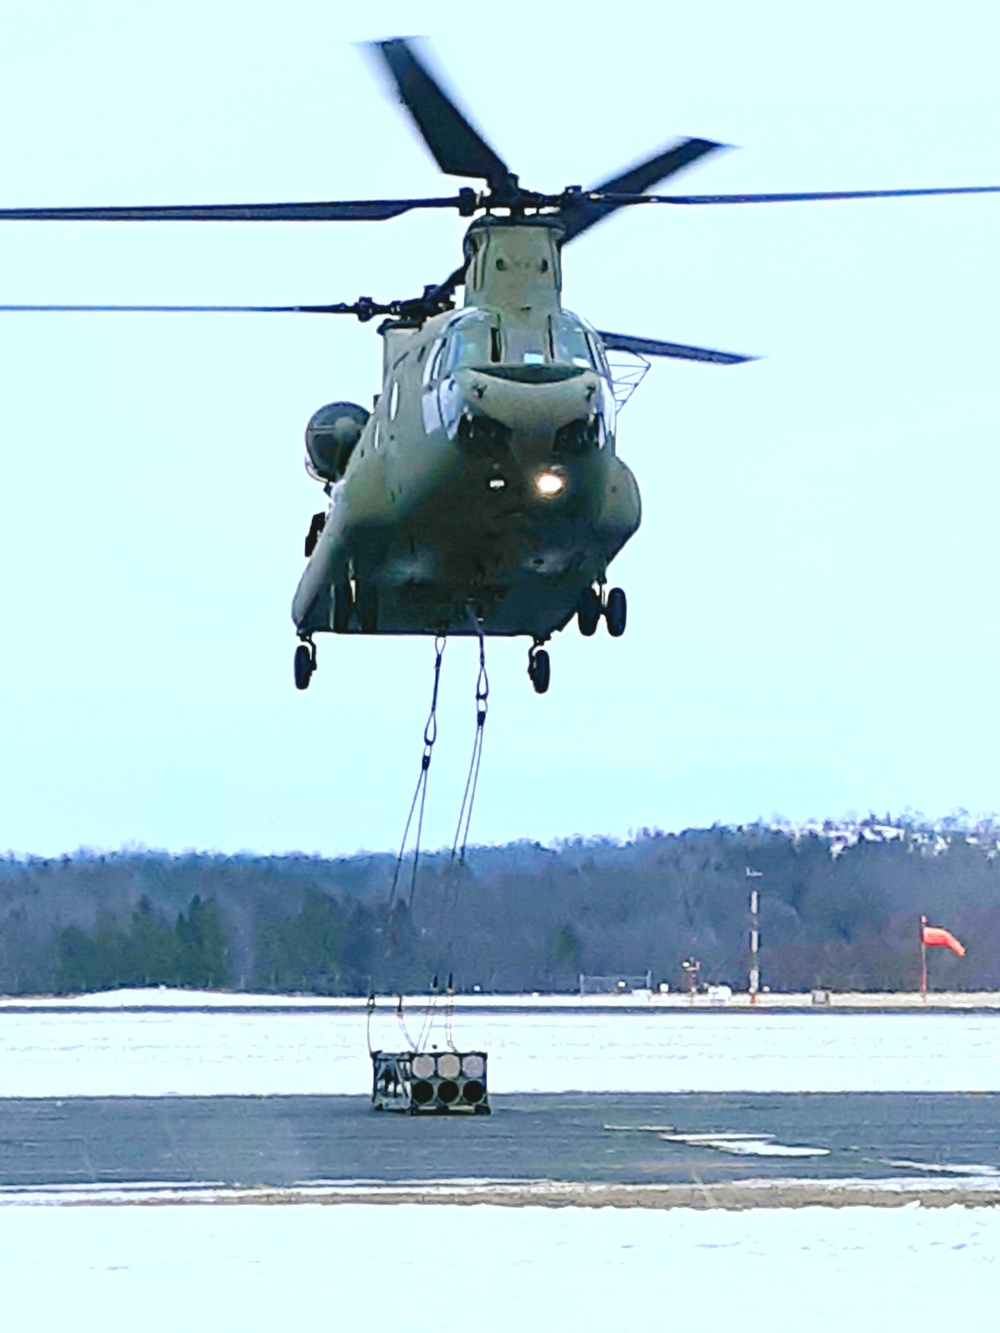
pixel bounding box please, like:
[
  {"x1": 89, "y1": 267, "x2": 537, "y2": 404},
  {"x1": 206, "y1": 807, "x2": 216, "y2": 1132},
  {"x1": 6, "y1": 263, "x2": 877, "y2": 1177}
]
[
  {"x1": 605, "y1": 587, "x2": 627, "y2": 638},
  {"x1": 577, "y1": 586, "x2": 602, "y2": 637},
  {"x1": 332, "y1": 581, "x2": 354, "y2": 633},
  {"x1": 528, "y1": 644, "x2": 550, "y2": 694},
  {"x1": 356, "y1": 584, "x2": 379, "y2": 634},
  {"x1": 294, "y1": 640, "x2": 316, "y2": 691}
]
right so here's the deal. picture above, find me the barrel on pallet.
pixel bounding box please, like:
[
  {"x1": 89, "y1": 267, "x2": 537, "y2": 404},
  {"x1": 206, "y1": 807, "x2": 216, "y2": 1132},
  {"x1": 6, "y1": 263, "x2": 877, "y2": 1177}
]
[{"x1": 371, "y1": 1050, "x2": 490, "y2": 1114}]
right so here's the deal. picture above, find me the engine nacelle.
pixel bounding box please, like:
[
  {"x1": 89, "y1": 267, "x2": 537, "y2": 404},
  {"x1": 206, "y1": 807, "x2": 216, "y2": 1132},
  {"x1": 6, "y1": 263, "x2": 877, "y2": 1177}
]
[{"x1": 304, "y1": 401, "x2": 370, "y2": 482}]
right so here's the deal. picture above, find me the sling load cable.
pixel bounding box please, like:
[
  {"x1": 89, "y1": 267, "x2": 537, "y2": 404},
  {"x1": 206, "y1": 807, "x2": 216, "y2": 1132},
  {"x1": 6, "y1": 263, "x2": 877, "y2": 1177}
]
[
  {"x1": 396, "y1": 990, "x2": 422, "y2": 1052},
  {"x1": 417, "y1": 974, "x2": 441, "y2": 1051},
  {"x1": 443, "y1": 622, "x2": 489, "y2": 1051},
  {"x1": 444, "y1": 971, "x2": 457, "y2": 1052},
  {"x1": 432, "y1": 622, "x2": 489, "y2": 945},
  {"x1": 387, "y1": 635, "x2": 446, "y2": 916},
  {"x1": 381, "y1": 638, "x2": 445, "y2": 1053},
  {"x1": 451, "y1": 620, "x2": 489, "y2": 868},
  {"x1": 366, "y1": 986, "x2": 421, "y2": 1054},
  {"x1": 384, "y1": 630, "x2": 490, "y2": 1055}
]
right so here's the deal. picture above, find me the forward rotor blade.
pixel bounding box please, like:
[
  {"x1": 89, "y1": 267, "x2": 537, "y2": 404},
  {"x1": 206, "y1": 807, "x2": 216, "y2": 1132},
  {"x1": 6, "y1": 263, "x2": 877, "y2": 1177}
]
[
  {"x1": 598, "y1": 331, "x2": 755, "y2": 365},
  {"x1": 596, "y1": 185, "x2": 1000, "y2": 206},
  {"x1": 373, "y1": 38, "x2": 516, "y2": 196},
  {"x1": 0, "y1": 197, "x2": 461, "y2": 223},
  {"x1": 560, "y1": 138, "x2": 724, "y2": 243}
]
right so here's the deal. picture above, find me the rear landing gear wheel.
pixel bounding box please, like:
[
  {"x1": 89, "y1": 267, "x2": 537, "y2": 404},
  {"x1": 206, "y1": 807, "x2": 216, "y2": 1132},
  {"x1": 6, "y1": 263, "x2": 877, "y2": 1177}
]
[
  {"x1": 294, "y1": 641, "x2": 316, "y2": 691},
  {"x1": 605, "y1": 587, "x2": 627, "y2": 638},
  {"x1": 577, "y1": 586, "x2": 602, "y2": 637},
  {"x1": 528, "y1": 646, "x2": 550, "y2": 694}
]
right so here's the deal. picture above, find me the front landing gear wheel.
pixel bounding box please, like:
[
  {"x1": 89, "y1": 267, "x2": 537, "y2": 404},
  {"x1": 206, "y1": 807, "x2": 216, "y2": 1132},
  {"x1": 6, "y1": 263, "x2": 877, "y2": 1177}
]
[
  {"x1": 577, "y1": 587, "x2": 602, "y2": 637},
  {"x1": 294, "y1": 642, "x2": 316, "y2": 691},
  {"x1": 528, "y1": 646, "x2": 550, "y2": 694},
  {"x1": 605, "y1": 587, "x2": 627, "y2": 638}
]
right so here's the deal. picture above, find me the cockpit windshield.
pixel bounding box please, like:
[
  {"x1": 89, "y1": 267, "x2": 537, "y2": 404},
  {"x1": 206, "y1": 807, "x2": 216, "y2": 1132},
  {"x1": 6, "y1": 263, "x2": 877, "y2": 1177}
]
[
  {"x1": 440, "y1": 310, "x2": 494, "y2": 374},
  {"x1": 433, "y1": 308, "x2": 610, "y2": 382}
]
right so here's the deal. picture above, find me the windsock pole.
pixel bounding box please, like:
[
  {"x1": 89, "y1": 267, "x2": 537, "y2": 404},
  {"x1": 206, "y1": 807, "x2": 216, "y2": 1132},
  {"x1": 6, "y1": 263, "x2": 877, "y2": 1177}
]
[{"x1": 920, "y1": 914, "x2": 928, "y2": 997}]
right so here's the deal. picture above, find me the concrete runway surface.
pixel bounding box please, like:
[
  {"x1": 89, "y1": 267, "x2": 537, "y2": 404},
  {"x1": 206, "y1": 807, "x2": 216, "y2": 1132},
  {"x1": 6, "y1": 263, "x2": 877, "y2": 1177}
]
[{"x1": 1, "y1": 1093, "x2": 998, "y2": 1199}]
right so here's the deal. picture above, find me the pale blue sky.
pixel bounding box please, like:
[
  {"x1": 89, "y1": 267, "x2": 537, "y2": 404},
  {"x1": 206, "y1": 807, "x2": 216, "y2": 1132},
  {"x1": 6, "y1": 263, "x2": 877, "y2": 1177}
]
[{"x1": 1, "y1": 0, "x2": 998, "y2": 856}]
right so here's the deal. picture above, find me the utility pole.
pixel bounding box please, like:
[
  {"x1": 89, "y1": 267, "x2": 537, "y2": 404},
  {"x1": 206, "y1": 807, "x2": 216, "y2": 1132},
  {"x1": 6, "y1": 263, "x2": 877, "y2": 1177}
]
[{"x1": 746, "y1": 868, "x2": 762, "y2": 1003}]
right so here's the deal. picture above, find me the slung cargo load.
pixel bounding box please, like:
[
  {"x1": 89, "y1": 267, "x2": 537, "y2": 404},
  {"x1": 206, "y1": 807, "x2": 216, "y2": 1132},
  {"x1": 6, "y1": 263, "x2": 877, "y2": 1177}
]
[{"x1": 371, "y1": 1049, "x2": 490, "y2": 1115}]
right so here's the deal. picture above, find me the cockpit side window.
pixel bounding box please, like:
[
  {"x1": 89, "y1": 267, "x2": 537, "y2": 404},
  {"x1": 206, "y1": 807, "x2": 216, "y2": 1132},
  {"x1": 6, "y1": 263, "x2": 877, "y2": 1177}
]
[
  {"x1": 424, "y1": 338, "x2": 446, "y2": 386},
  {"x1": 586, "y1": 331, "x2": 611, "y2": 380},
  {"x1": 551, "y1": 311, "x2": 597, "y2": 370}
]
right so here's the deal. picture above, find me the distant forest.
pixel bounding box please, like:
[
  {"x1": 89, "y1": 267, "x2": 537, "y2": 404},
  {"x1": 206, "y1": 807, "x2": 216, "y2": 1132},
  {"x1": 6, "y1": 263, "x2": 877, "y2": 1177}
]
[{"x1": 1, "y1": 817, "x2": 999, "y2": 996}]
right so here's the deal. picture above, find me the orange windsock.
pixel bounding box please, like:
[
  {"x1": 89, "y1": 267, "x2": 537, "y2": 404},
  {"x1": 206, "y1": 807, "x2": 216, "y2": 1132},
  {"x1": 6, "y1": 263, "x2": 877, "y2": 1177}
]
[{"x1": 921, "y1": 923, "x2": 966, "y2": 957}]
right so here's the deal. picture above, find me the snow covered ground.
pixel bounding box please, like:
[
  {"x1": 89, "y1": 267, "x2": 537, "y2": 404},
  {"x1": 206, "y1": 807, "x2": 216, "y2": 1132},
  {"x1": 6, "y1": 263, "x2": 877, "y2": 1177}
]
[
  {"x1": 0, "y1": 1203, "x2": 996, "y2": 1333},
  {"x1": 1, "y1": 1008, "x2": 995, "y2": 1317},
  {"x1": 0, "y1": 1008, "x2": 996, "y2": 1096}
]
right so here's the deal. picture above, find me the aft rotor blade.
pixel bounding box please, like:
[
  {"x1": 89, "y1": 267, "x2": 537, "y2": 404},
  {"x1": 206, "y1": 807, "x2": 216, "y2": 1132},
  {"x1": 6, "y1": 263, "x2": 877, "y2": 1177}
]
[
  {"x1": 598, "y1": 331, "x2": 755, "y2": 365},
  {"x1": 595, "y1": 185, "x2": 1000, "y2": 206},
  {"x1": 0, "y1": 303, "x2": 370, "y2": 314},
  {"x1": 373, "y1": 38, "x2": 516, "y2": 195},
  {"x1": 0, "y1": 197, "x2": 461, "y2": 223},
  {"x1": 560, "y1": 138, "x2": 724, "y2": 243}
]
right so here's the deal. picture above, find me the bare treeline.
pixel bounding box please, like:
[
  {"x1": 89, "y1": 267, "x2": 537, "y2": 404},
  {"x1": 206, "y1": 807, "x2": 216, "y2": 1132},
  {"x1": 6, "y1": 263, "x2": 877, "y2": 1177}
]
[{"x1": 1, "y1": 820, "x2": 998, "y2": 995}]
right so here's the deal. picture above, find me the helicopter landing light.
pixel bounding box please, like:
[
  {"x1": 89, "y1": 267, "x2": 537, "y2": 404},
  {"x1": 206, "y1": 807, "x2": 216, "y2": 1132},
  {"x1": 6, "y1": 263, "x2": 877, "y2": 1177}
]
[
  {"x1": 488, "y1": 475, "x2": 507, "y2": 491},
  {"x1": 535, "y1": 470, "x2": 566, "y2": 498}
]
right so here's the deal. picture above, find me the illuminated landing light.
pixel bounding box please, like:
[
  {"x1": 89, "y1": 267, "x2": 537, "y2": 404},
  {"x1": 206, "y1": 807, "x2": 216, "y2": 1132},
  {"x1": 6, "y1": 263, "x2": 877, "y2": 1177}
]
[
  {"x1": 535, "y1": 470, "x2": 566, "y2": 498},
  {"x1": 488, "y1": 475, "x2": 506, "y2": 491}
]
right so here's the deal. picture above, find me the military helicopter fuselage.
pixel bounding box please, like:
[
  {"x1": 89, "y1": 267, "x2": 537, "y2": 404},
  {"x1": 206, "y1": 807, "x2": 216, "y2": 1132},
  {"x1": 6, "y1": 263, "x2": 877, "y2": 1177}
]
[
  {"x1": 4, "y1": 33, "x2": 996, "y2": 697},
  {"x1": 293, "y1": 217, "x2": 639, "y2": 649}
]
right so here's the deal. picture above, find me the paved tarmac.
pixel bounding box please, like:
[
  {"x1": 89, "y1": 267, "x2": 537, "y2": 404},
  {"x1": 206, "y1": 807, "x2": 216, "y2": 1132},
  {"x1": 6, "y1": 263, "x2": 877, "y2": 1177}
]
[{"x1": 1, "y1": 1092, "x2": 997, "y2": 1190}]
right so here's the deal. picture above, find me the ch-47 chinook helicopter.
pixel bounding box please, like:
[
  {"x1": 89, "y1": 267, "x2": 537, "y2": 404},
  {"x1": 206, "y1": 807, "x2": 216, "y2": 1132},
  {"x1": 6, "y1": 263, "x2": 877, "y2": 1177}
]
[{"x1": 3, "y1": 39, "x2": 999, "y2": 695}]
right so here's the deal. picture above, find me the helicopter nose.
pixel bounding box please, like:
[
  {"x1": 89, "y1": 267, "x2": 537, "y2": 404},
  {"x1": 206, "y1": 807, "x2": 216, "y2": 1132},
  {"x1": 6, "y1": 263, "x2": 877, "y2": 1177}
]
[{"x1": 446, "y1": 366, "x2": 608, "y2": 452}]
